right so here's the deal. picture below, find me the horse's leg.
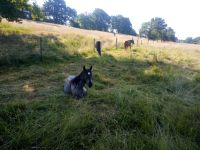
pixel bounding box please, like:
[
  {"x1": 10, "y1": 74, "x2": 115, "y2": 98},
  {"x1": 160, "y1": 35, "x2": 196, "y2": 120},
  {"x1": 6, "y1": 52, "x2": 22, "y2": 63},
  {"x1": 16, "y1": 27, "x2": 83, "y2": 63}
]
[
  {"x1": 72, "y1": 87, "x2": 84, "y2": 99},
  {"x1": 71, "y1": 84, "x2": 79, "y2": 98}
]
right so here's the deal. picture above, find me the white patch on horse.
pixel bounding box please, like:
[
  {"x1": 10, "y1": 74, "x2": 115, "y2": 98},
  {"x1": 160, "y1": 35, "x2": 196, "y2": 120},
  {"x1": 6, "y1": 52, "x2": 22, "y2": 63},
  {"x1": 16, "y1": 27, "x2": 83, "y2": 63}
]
[
  {"x1": 88, "y1": 72, "x2": 91, "y2": 75},
  {"x1": 64, "y1": 75, "x2": 75, "y2": 95}
]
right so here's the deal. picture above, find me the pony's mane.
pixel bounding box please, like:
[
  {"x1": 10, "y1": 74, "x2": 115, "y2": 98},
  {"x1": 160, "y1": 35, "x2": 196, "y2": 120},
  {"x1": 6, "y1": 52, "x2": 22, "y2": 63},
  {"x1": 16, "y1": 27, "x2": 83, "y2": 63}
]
[{"x1": 71, "y1": 71, "x2": 85, "y2": 85}]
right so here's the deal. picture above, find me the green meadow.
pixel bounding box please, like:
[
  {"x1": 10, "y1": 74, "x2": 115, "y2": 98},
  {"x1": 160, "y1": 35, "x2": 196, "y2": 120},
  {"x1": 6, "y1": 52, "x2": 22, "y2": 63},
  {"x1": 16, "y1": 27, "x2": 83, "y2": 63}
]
[{"x1": 0, "y1": 21, "x2": 200, "y2": 149}]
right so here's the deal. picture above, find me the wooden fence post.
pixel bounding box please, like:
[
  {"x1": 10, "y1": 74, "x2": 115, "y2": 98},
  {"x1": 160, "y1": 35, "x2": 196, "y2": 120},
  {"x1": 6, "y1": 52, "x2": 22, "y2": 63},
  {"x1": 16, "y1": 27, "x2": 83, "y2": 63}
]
[
  {"x1": 40, "y1": 37, "x2": 43, "y2": 61},
  {"x1": 93, "y1": 38, "x2": 96, "y2": 51},
  {"x1": 116, "y1": 37, "x2": 118, "y2": 49}
]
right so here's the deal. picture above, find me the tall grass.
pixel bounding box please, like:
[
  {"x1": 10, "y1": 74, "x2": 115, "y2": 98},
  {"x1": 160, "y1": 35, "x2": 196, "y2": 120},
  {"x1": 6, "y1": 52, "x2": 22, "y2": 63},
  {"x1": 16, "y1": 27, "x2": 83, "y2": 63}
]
[{"x1": 0, "y1": 20, "x2": 200, "y2": 149}]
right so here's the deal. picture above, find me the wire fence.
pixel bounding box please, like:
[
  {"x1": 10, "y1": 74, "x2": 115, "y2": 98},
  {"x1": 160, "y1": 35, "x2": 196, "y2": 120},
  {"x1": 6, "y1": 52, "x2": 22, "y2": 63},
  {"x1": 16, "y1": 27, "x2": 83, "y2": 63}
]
[
  {"x1": 0, "y1": 31, "x2": 148, "y2": 66},
  {"x1": 0, "y1": 34, "x2": 62, "y2": 65}
]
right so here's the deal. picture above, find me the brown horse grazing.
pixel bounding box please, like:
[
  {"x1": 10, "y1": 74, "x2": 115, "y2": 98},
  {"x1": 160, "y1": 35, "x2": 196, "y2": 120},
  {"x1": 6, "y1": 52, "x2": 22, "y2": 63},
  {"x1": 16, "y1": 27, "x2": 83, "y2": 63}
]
[{"x1": 124, "y1": 40, "x2": 134, "y2": 49}]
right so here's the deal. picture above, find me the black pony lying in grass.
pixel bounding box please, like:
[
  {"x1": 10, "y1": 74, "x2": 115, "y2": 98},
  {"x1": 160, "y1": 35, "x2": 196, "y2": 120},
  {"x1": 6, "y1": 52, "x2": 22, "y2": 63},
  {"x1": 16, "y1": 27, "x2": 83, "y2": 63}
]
[{"x1": 64, "y1": 66, "x2": 93, "y2": 99}]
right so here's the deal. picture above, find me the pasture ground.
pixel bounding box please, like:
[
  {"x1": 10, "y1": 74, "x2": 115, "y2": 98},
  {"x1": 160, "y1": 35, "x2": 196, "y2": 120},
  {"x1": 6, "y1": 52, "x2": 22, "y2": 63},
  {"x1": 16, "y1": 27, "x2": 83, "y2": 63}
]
[{"x1": 0, "y1": 20, "x2": 200, "y2": 149}]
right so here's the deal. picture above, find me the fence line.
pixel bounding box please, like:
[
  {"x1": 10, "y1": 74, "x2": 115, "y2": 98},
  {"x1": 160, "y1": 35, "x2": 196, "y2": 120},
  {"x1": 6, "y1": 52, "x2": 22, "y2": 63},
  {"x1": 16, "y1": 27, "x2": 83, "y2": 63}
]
[
  {"x1": 0, "y1": 35, "x2": 60, "y2": 65},
  {"x1": 0, "y1": 34, "x2": 150, "y2": 65},
  {"x1": 39, "y1": 37, "x2": 43, "y2": 61}
]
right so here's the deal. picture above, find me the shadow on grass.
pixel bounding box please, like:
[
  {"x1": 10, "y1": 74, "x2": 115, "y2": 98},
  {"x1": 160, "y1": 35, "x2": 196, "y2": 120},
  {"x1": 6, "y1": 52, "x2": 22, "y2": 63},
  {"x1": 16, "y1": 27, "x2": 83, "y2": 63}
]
[
  {"x1": 0, "y1": 35, "x2": 200, "y2": 149},
  {"x1": 0, "y1": 33, "x2": 71, "y2": 68}
]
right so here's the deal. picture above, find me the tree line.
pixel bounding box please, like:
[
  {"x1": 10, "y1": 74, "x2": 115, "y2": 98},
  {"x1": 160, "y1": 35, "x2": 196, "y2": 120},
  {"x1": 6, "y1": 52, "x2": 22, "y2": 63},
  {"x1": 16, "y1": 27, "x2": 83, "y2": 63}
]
[
  {"x1": 0, "y1": 0, "x2": 181, "y2": 42},
  {"x1": 182, "y1": 37, "x2": 200, "y2": 44},
  {"x1": 0, "y1": 0, "x2": 136, "y2": 36}
]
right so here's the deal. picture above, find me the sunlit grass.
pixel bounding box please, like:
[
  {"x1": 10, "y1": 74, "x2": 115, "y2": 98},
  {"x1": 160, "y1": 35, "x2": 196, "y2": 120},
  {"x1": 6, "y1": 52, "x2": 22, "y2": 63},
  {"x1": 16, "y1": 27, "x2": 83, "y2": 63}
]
[{"x1": 0, "y1": 20, "x2": 200, "y2": 149}]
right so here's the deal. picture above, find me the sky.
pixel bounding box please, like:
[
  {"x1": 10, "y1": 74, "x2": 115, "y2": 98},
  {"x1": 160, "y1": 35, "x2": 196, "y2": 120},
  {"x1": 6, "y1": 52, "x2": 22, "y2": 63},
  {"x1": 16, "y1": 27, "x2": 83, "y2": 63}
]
[{"x1": 30, "y1": 0, "x2": 200, "y2": 39}]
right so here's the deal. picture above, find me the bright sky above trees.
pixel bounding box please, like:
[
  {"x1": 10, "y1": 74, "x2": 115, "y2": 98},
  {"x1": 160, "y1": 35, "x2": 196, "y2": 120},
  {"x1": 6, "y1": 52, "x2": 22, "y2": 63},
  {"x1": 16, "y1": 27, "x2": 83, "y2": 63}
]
[{"x1": 30, "y1": 0, "x2": 200, "y2": 39}]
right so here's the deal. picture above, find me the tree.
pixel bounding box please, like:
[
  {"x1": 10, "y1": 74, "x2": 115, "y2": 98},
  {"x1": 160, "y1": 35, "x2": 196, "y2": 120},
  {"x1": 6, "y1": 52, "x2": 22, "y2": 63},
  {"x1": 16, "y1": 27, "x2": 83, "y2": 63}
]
[
  {"x1": 0, "y1": 0, "x2": 29, "y2": 22},
  {"x1": 139, "y1": 17, "x2": 176, "y2": 42},
  {"x1": 31, "y1": 2, "x2": 44, "y2": 21},
  {"x1": 185, "y1": 37, "x2": 193, "y2": 43},
  {"x1": 139, "y1": 22, "x2": 151, "y2": 38},
  {"x1": 66, "y1": 7, "x2": 77, "y2": 20},
  {"x1": 70, "y1": 19, "x2": 80, "y2": 28},
  {"x1": 165, "y1": 27, "x2": 176, "y2": 42},
  {"x1": 92, "y1": 8, "x2": 110, "y2": 31},
  {"x1": 66, "y1": 7, "x2": 77, "y2": 26},
  {"x1": 43, "y1": 0, "x2": 75, "y2": 24},
  {"x1": 71, "y1": 8, "x2": 137, "y2": 35},
  {"x1": 184, "y1": 37, "x2": 200, "y2": 44},
  {"x1": 150, "y1": 17, "x2": 167, "y2": 40},
  {"x1": 192, "y1": 37, "x2": 200, "y2": 44},
  {"x1": 77, "y1": 13, "x2": 95, "y2": 30},
  {"x1": 111, "y1": 15, "x2": 136, "y2": 35}
]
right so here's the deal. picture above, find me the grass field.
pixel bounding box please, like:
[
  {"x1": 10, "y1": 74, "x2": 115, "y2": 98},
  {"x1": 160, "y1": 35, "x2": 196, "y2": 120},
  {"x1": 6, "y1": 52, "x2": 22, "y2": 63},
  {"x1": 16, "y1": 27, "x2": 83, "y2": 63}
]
[{"x1": 0, "y1": 20, "x2": 200, "y2": 149}]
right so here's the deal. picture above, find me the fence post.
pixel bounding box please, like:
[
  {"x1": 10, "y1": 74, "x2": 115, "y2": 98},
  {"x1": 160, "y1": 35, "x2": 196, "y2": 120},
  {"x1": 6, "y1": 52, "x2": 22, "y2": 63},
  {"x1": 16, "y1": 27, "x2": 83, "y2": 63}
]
[
  {"x1": 40, "y1": 37, "x2": 43, "y2": 61},
  {"x1": 93, "y1": 38, "x2": 96, "y2": 51},
  {"x1": 116, "y1": 37, "x2": 118, "y2": 49}
]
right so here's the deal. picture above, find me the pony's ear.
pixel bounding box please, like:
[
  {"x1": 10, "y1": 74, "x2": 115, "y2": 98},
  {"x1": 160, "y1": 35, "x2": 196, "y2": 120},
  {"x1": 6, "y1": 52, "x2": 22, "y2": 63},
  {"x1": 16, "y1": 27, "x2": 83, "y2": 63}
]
[
  {"x1": 90, "y1": 65, "x2": 93, "y2": 70},
  {"x1": 83, "y1": 66, "x2": 86, "y2": 70}
]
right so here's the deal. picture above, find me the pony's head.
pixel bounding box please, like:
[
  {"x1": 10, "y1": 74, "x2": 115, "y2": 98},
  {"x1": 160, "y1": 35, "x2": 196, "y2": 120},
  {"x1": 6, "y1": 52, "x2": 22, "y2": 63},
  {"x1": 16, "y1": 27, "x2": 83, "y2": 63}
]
[
  {"x1": 130, "y1": 40, "x2": 134, "y2": 44},
  {"x1": 82, "y1": 66, "x2": 93, "y2": 88}
]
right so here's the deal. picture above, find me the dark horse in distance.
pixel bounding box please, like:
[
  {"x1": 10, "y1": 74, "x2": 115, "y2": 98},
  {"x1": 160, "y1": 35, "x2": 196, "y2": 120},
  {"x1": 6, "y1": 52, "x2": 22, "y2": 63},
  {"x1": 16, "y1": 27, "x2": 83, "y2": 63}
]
[
  {"x1": 64, "y1": 66, "x2": 93, "y2": 99},
  {"x1": 95, "y1": 41, "x2": 101, "y2": 56},
  {"x1": 124, "y1": 39, "x2": 134, "y2": 49}
]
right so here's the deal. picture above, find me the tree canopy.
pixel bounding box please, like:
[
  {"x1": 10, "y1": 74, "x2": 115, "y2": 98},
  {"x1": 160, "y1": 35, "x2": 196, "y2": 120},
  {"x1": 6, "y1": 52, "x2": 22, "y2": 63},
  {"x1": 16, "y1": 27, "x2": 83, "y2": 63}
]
[
  {"x1": 111, "y1": 15, "x2": 136, "y2": 35},
  {"x1": 30, "y1": 2, "x2": 44, "y2": 21},
  {"x1": 92, "y1": 8, "x2": 111, "y2": 31},
  {"x1": 0, "y1": 0, "x2": 29, "y2": 22},
  {"x1": 1, "y1": 1, "x2": 183, "y2": 41},
  {"x1": 139, "y1": 17, "x2": 177, "y2": 42},
  {"x1": 74, "y1": 10, "x2": 136, "y2": 35},
  {"x1": 0, "y1": 1, "x2": 137, "y2": 36},
  {"x1": 184, "y1": 37, "x2": 200, "y2": 44},
  {"x1": 43, "y1": 0, "x2": 76, "y2": 24},
  {"x1": 77, "y1": 13, "x2": 95, "y2": 30}
]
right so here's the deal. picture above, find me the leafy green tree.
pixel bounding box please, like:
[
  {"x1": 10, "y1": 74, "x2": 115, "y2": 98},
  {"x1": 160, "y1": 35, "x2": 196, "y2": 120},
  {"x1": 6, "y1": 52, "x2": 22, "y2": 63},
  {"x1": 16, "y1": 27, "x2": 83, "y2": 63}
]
[
  {"x1": 184, "y1": 37, "x2": 200, "y2": 44},
  {"x1": 111, "y1": 15, "x2": 136, "y2": 35},
  {"x1": 165, "y1": 27, "x2": 176, "y2": 41},
  {"x1": 31, "y1": 2, "x2": 44, "y2": 21},
  {"x1": 110, "y1": 16, "x2": 118, "y2": 31},
  {"x1": 139, "y1": 17, "x2": 176, "y2": 41},
  {"x1": 150, "y1": 17, "x2": 167, "y2": 40},
  {"x1": 149, "y1": 28, "x2": 159, "y2": 40},
  {"x1": 72, "y1": 8, "x2": 136, "y2": 35},
  {"x1": 66, "y1": 7, "x2": 77, "y2": 20},
  {"x1": 43, "y1": 0, "x2": 76, "y2": 24},
  {"x1": 185, "y1": 37, "x2": 193, "y2": 43},
  {"x1": 44, "y1": 0, "x2": 67, "y2": 24},
  {"x1": 77, "y1": 13, "x2": 95, "y2": 30},
  {"x1": 192, "y1": 37, "x2": 200, "y2": 44},
  {"x1": 0, "y1": 0, "x2": 29, "y2": 22},
  {"x1": 70, "y1": 19, "x2": 80, "y2": 28},
  {"x1": 66, "y1": 7, "x2": 77, "y2": 26},
  {"x1": 139, "y1": 22, "x2": 151, "y2": 38},
  {"x1": 92, "y1": 8, "x2": 110, "y2": 31}
]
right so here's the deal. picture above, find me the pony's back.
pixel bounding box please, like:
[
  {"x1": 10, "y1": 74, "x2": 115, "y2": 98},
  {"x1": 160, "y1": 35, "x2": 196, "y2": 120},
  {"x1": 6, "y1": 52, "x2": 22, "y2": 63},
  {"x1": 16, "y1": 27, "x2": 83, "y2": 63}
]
[{"x1": 64, "y1": 75, "x2": 76, "y2": 95}]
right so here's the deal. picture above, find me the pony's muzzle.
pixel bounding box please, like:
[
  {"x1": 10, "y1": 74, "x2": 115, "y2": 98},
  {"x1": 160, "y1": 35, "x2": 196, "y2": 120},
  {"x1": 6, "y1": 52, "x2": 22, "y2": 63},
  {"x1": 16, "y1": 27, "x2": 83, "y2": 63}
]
[{"x1": 88, "y1": 81, "x2": 93, "y2": 88}]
